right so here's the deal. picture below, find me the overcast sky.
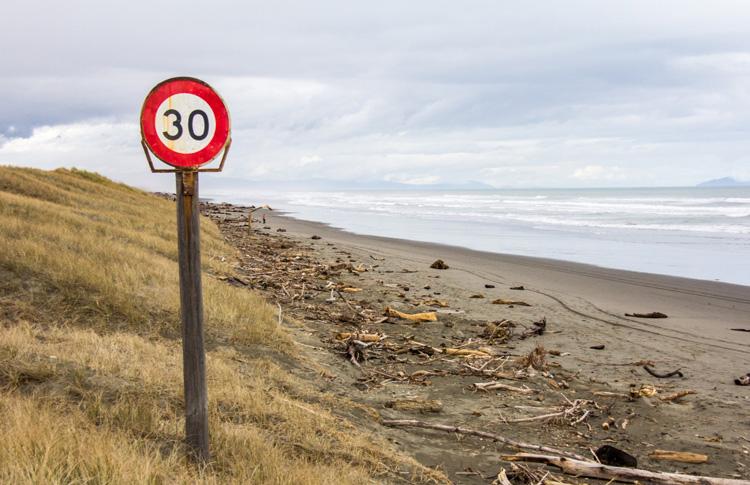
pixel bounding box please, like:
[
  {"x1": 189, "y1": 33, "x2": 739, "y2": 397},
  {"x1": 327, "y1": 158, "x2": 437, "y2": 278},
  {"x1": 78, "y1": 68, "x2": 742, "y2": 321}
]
[{"x1": 2, "y1": 1, "x2": 750, "y2": 190}]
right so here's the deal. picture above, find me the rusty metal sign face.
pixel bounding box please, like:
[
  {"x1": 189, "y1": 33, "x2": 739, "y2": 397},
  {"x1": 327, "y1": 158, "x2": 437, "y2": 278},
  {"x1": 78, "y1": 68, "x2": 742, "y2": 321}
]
[{"x1": 141, "y1": 77, "x2": 230, "y2": 169}]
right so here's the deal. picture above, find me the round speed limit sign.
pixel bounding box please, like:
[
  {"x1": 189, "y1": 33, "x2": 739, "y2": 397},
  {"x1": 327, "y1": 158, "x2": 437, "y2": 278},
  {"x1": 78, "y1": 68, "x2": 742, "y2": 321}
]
[{"x1": 140, "y1": 77, "x2": 230, "y2": 169}]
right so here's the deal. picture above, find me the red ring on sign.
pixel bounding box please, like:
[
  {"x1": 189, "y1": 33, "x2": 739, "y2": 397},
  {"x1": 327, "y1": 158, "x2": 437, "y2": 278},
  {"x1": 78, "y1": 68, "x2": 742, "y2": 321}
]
[{"x1": 140, "y1": 77, "x2": 230, "y2": 168}]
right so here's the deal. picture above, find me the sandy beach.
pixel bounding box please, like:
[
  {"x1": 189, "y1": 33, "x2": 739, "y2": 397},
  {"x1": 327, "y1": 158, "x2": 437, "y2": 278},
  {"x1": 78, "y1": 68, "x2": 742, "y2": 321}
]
[
  {"x1": 204, "y1": 202, "x2": 750, "y2": 482},
  {"x1": 277, "y1": 212, "x2": 750, "y2": 386}
]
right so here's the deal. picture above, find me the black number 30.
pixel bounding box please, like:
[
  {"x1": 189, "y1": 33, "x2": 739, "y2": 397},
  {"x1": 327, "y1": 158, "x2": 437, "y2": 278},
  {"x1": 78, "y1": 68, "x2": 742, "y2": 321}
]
[{"x1": 162, "y1": 109, "x2": 209, "y2": 141}]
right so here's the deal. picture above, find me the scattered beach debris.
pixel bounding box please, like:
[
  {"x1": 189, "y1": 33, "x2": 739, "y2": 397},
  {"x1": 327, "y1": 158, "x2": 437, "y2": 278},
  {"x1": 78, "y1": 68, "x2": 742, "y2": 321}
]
[
  {"x1": 344, "y1": 338, "x2": 372, "y2": 367},
  {"x1": 735, "y1": 373, "x2": 750, "y2": 386},
  {"x1": 327, "y1": 262, "x2": 368, "y2": 274},
  {"x1": 430, "y1": 259, "x2": 449, "y2": 269},
  {"x1": 492, "y1": 469, "x2": 512, "y2": 485},
  {"x1": 515, "y1": 345, "x2": 547, "y2": 370},
  {"x1": 469, "y1": 294, "x2": 484, "y2": 298},
  {"x1": 492, "y1": 298, "x2": 531, "y2": 306},
  {"x1": 311, "y1": 235, "x2": 322, "y2": 240},
  {"x1": 590, "y1": 344, "x2": 605, "y2": 350},
  {"x1": 218, "y1": 275, "x2": 251, "y2": 287},
  {"x1": 625, "y1": 311, "x2": 668, "y2": 318},
  {"x1": 648, "y1": 449, "x2": 709, "y2": 464},
  {"x1": 730, "y1": 328, "x2": 750, "y2": 332},
  {"x1": 382, "y1": 420, "x2": 587, "y2": 461},
  {"x1": 500, "y1": 463, "x2": 560, "y2": 484},
  {"x1": 335, "y1": 332, "x2": 383, "y2": 342},
  {"x1": 384, "y1": 306, "x2": 437, "y2": 322},
  {"x1": 520, "y1": 318, "x2": 546, "y2": 339},
  {"x1": 482, "y1": 320, "x2": 514, "y2": 342},
  {"x1": 630, "y1": 384, "x2": 658, "y2": 398},
  {"x1": 419, "y1": 298, "x2": 449, "y2": 307},
  {"x1": 502, "y1": 398, "x2": 598, "y2": 426},
  {"x1": 501, "y1": 453, "x2": 737, "y2": 485},
  {"x1": 628, "y1": 384, "x2": 695, "y2": 402},
  {"x1": 510, "y1": 285, "x2": 525, "y2": 290},
  {"x1": 385, "y1": 398, "x2": 443, "y2": 413},
  {"x1": 474, "y1": 381, "x2": 534, "y2": 394},
  {"x1": 276, "y1": 228, "x2": 287, "y2": 232},
  {"x1": 659, "y1": 390, "x2": 696, "y2": 402},
  {"x1": 595, "y1": 445, "x2": 638, "y2": 467},
  {"x1": 484, "y1": 284, "x2": 495, "y2": 288},
  {"x1": 644, "y1": 365, "x2": 684, "y2": 378},
  {"x1": 445, "y1": 348, "x2": 491, "y2": 358}
]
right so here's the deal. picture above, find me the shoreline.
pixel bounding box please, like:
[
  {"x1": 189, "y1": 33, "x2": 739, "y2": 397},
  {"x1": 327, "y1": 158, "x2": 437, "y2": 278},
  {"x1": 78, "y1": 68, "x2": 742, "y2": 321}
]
[
  {"x1": 274, "y1": 212, "x2": 750, "y2": 342},
  {"x1": 276, "y1": 209, "x2": 750, "y2": 292},
  {"x1": 218, "y1": 184, "x2": 750, "y2": 286},
  {"x1": 236, "y1": 193, "x2": 750, "y2": 287}
]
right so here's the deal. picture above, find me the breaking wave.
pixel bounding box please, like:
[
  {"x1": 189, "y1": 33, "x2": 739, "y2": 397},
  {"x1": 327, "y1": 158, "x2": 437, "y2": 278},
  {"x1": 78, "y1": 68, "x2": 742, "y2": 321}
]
[{"x1": 281, "y1": 189, "x2": 750, "y2": 235}]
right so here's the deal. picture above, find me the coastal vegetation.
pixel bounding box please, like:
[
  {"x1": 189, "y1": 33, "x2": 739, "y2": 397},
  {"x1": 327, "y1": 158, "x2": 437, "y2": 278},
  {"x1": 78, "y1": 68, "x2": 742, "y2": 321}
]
[{"x1": 0, "y1": 167, "x2": 444, "y2": 484}]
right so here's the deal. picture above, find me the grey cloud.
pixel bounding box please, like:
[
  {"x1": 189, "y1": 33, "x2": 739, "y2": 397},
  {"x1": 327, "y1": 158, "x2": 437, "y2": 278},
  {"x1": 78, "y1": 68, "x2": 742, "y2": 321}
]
[{"x1": 3, "y1": 1, "x2": 750, "y2": 187}]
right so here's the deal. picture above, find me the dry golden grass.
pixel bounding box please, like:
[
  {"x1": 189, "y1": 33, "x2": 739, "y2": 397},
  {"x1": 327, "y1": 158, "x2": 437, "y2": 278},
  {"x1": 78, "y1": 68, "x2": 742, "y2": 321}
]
[{"x1": 0, "y1": 166, "x2": 447, "y2": 484}]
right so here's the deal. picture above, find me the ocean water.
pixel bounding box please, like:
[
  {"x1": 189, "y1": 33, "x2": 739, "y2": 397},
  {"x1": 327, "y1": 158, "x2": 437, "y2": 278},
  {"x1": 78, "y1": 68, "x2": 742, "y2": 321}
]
[{"x1": 209, "y1": 187, "x2": 750, "y2": 286}]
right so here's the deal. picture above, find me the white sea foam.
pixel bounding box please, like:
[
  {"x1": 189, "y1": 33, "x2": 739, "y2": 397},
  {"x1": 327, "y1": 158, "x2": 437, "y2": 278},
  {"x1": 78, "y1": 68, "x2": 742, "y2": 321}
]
[{"x1": 282, "y1": 189, "x2": 750, "y2": 234}]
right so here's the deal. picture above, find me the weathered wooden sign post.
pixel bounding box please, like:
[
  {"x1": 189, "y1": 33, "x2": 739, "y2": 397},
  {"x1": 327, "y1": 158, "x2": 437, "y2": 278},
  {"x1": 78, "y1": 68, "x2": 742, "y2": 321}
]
[{"x1": 140, "y1": 77, "x2": 231, "y2": 462}]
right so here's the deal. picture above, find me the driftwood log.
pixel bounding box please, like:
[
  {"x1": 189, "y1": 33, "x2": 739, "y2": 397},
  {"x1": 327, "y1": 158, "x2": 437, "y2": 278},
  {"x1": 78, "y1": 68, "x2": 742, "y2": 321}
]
[
  {"x1": 502, "y1": 453, "x2": 749, "y2": 485},
  {"x1": 648, "y1": 449, "x2": 709, "y2": 464},
  {"x1": 381, "y1": 419, "x2": 587, "y2": 461},
  {"x1": 384, "y1": 306, "x2": 437, "y2": 322},
  {"x1": 473, "y1": 381, "x2": 535, "y2": 394},
  {"x1": 644, "y1": 365, "x2": 684, "y2": 378}
]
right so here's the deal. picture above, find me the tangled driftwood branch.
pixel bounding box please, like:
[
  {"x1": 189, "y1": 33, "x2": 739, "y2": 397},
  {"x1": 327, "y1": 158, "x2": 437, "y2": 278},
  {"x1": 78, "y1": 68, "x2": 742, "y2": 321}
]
[
  {"x1": 381, "y1": 419, "x2": 587, "y2": 461},
  {"x1": 503, "y1": 399, "x2": 597, "y2": 426},
  {"x1": 502, "y1": 453, "x2": 747, "y2": 485}
]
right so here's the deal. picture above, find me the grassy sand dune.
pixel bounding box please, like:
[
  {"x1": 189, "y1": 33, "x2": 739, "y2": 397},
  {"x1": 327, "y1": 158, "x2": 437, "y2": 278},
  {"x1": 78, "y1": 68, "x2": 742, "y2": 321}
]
[{"x1": 0, "y1": 167, "x2": 445, "y2": 484}]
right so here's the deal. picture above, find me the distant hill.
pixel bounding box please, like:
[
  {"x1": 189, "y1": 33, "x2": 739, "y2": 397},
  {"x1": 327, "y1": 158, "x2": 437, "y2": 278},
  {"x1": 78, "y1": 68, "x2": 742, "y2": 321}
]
[{"x1": 697, "y1": 177, "x2": 750, "y2": 187}]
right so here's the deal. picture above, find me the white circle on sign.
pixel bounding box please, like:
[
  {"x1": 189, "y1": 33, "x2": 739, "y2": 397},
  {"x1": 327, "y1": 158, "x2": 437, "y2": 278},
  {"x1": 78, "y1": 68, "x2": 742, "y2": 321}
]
[{"x1": 154, "y1": 93, "x2": 217, "y2": 154}]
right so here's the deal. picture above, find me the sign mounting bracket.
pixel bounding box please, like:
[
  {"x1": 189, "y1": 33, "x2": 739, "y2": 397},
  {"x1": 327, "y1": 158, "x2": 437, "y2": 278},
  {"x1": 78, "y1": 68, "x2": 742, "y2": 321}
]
[{"x1": 141, "y1": 138, "x2": 232, "y2": 174}]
